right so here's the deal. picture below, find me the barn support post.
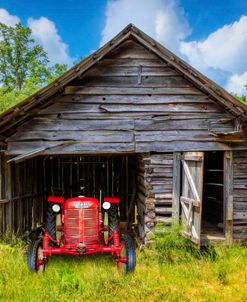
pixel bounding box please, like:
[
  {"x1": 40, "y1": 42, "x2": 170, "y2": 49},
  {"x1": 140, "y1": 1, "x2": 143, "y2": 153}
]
[
  {"x1": 5, "y1": 157, "x2": 13, "y2": 237},
  {"x1": 136, "y1": 155, "x2": 147, "y2": 242},
  {"x1": 224, "y1": 151, "x2": 233, "y2": 245},
  {"x1": 16, "y1": 162, "x2": 23, "y2": 235},
  {"x1": 172, "y1": 152, "x2": 181, "y2": 223},
  {"x1": 0, "y1": 153, "x2": 4, "y2": 237}
]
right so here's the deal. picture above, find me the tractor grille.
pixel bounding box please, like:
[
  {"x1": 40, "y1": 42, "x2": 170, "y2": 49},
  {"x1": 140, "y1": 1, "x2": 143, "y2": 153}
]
[{"x1": 64, "y1": 208, "x2": 99, "y2": 246}]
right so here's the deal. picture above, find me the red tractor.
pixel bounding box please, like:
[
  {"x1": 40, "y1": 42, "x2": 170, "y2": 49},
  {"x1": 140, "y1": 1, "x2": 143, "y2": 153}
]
[{"x1": 28, "y1": 195, "x2": 136, "y2": 273}]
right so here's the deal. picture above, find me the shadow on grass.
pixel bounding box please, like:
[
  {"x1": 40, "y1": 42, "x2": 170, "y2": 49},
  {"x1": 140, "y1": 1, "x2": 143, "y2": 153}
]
[{"x1": 40, "y1": 252, "x2": 117, "y2": 275}]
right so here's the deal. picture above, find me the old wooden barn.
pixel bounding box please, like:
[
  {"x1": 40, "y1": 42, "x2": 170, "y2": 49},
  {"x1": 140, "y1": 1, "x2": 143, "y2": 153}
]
[{"x1": 0, "y1": 24, "x2": 247, "y2": 246}]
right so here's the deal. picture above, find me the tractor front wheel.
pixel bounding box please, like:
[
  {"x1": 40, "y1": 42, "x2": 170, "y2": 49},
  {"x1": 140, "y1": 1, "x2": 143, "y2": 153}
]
[
  {"x1": 117, "y1": 234, "x2": 136, "y2": 273},
  {"x1": 27, "y1": 238, "x2": 46, "y2": 273}
]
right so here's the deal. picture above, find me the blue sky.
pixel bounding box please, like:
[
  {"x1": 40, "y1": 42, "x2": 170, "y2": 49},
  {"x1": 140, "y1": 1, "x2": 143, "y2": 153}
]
[{"x1": 1, "y1": 0, "x2": 247, "y2": 95}]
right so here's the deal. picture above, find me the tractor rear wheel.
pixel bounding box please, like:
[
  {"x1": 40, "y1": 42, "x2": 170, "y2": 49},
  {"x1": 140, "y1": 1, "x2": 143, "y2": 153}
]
[
  {"x1": 117, "y1": 234, "x2": 136, "y2": 273},
  {"x1": 27, "y1": 238, "x2": 46, "y2": 272}
]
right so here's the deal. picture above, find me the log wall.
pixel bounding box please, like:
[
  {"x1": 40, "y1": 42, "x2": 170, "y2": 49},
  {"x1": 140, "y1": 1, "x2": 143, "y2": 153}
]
[
  {"x1": 136, "y1": 153, "x2": 173, "y2": 243},
  {"x1": 6, "y1": 40, "x2": 247, "y2": 156},
  {"x1": 233, "y1": 151, "x2": 247, "y2": 241}
]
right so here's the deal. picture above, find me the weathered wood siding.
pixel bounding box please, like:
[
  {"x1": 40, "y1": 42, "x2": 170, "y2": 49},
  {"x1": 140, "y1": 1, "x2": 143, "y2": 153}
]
[
  {"x1": 233, "y1": 151, "x2": 247, "y2": 241},
  {"x1": 0, "y1": 156, "x2": 44, "y2": 236},
  {"x1": 6, "y1": 40, "x2": 247, "y2": 155}
]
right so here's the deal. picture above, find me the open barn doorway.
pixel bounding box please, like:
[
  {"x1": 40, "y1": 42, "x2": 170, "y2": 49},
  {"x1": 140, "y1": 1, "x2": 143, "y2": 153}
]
[
  {"x1": 179, "y1": 151, "x2": 225, "y2": 245},
  {"x1": 43, "y1": 155, "x2": 137, "y2": 227},
  {"x1": 201, "y1": 151, "x2": 225, "y2": 241}
]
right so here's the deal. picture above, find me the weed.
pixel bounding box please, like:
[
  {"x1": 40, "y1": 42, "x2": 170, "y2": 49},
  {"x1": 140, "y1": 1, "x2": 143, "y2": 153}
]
[
  {"x1": 154, "y1": 225, "x2": 202, "y2": 263},
  {"x1": 0, "y1": 234, "x2": 246, "y2": 302}
]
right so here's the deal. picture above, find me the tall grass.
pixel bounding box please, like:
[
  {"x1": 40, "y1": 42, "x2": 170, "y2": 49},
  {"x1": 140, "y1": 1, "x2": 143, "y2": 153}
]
[{"x1": 0, "y1": 229, "x2": 246, "y2": 302}]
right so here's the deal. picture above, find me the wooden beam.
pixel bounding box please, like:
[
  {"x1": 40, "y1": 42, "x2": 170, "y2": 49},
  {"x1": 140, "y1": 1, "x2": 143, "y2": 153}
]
[
  {"x1": 5, "y1": 158, "x2": 12, "y2": 236},
  {"x1": 181, "y1": 159, "x2": 200, "y2": 201},
  {"x1": 224, "y1": 150, "x2": 233, "y2": 245},
  {"x1": 0, "y1": 154, "x2": 3, "y2": 236},
  {"x1": 172, "y1": 152, "x2": 181, "y2": 222},
  {"x1": 180, "y1": 196, "x2": 200, "y2": 208},
  {"x1": 64, "y1": 85, "x2": 203, "y2": 95},
  {"x1": 7, "y1": 147, "x2": 47, "y2": 164},
  {"x1": 7, "y1": 142, "x2": 65, "y2": 164}
]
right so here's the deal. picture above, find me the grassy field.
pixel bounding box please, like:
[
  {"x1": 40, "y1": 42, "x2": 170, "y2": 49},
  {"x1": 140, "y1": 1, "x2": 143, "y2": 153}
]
[{"x1": 0, "y1": 230, "x2": 246, "y2": 302}]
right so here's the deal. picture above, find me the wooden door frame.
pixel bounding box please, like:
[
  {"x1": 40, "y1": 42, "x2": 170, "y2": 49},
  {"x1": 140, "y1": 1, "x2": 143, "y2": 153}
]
[
  {"x1": 223, "y1": 151, "x2": 233, "y2": 244},
  {"x1": 172, "y1": 152, "x2": 181, "y2": 222}
]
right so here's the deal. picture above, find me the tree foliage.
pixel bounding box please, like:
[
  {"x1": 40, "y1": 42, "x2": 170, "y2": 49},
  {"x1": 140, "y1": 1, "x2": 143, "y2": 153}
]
[
  {"x1": 0, "y1": 22, "x2": 49, "y2": 92},
  {"x1": 0, "y1": 22, "x2": 67, "y2": 113},
  {"x1": 234, "y1": 94, "x2": 247, "y2": 105}
]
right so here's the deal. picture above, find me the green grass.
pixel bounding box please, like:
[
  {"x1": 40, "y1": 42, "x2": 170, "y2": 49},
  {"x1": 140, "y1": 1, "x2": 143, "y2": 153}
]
[{"x1": 0, "y1": 230, "x2": 246, "y2": 302}]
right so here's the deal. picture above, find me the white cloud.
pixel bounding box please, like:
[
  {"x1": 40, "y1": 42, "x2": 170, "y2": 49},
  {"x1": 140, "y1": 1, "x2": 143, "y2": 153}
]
[
  {"x1": 100, "y1": 3, "x2": 247, "y2": 96},
  {"x1": 0, "y1": 8, "x2": 20, "y2": 26},
  {"x1": 28, "y1": 17, "x2": 73, "y2": 66},
  {"x1": 0, "y1": 9, "x2": 73, "y2": 66},
  {"x1": 180, "y1": 16, "x2": 247, "y2": 95},
  {"x1": 180, "y1": 16, "x2": 247, "y2": 74},
  {"x1": 225, "y1": 71, "x2": 247, "y2": 96},
  {"x1": 100, "y1": 0, "x2": 190, "y2": 52}
]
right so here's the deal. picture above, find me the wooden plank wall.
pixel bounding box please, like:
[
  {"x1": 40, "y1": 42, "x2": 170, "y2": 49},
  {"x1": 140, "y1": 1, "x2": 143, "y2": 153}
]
[
  {"x1": 136, "y1": 153, "x2": 173, "y2": 243},
  {"x1": 6, "y1": 39, "x2": 247, "y2": 156},
  {"x1": 232, "y1": 151, "x2": 247, "y2": 241},
  {"x1": 0, "y1": 156, "x2": 44, "y2": 238}
]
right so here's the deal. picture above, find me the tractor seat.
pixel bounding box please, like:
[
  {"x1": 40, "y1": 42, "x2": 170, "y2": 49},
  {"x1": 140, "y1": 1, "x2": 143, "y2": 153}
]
[{"x1": 103, "y1": 197, "x2": 120, "y2": 204}]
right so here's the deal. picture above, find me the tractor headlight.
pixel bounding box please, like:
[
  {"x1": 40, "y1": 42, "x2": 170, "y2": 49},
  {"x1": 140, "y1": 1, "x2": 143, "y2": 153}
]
[
  {"x1": 102, "y1": 201, "x2": 111, "y2": 210},
  {"x1": 52, "y1": 204, "x2": 61, "y2": 213}
]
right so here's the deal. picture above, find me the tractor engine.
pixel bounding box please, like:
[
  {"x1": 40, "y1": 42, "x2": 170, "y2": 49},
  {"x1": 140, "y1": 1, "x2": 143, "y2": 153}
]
[{"x1": 63, "y1": 197, "x2": 100, "y2": 246}]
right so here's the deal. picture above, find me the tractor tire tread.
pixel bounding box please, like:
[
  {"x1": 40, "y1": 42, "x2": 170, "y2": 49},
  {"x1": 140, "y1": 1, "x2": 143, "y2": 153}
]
[
  {"x1": 121, "y1": 234, "x2": 136, "y2": 273},
  {"x1": 27, "y1": 238, "x2": 44, "y2": 272}
]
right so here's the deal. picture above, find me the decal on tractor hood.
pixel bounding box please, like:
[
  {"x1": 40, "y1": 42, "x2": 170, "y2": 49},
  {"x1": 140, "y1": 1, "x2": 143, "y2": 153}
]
[{"x1": 71, "y1": 201, "x2": 93, "y2": 209}]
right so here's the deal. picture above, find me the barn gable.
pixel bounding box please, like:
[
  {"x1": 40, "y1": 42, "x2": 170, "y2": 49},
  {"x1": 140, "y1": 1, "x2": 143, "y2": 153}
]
[
  {"x1": 2, "y1": 36, "x2": 247, "y2": 158},
  {"x1": 0, "y1": 24, "x2": 246, "y2": 139}
]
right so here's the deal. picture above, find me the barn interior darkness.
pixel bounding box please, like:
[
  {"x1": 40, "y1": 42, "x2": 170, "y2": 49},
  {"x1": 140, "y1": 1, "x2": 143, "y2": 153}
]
[
  {"x1": 202, "y1": 151, "x2": 224, "y2": 235},
  {"x1": 44, "y1": 155, "x2": 137, "y2": 223}
]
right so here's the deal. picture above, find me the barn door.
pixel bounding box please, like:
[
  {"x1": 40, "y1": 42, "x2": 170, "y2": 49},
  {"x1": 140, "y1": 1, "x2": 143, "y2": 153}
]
[{"x1": 180, "y1": 152, "x2": 204, "y2": 245}]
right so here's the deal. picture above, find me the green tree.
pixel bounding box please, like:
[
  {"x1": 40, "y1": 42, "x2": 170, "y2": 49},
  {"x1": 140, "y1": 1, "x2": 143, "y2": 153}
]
[
  {"x1": 0, "y1": 22, "x2": 68, "y2": 113},
  {"x1": 46, "y1": 63, "x2": 68, "y2": 83},
  {"x1": 0, "y1": 22, "x2": 50, "y2": 92}
]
